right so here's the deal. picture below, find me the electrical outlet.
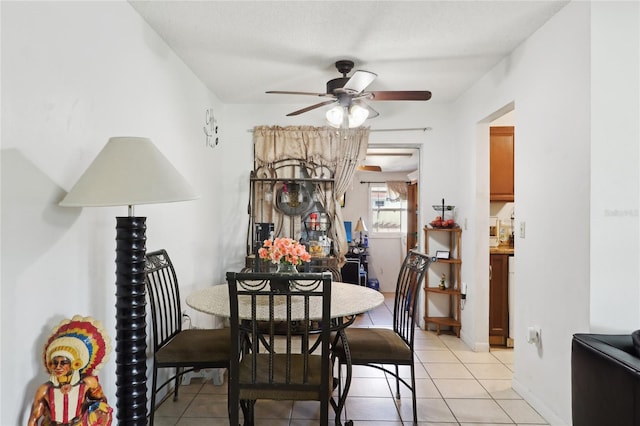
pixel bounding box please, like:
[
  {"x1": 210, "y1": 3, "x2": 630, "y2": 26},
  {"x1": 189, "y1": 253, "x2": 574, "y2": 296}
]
[
  {"x1": 520, "y1": 221, "x2": 526, "y2": 238},
  {"x1": 461, "y1": 282, "x2": 467, "y2": 299}
]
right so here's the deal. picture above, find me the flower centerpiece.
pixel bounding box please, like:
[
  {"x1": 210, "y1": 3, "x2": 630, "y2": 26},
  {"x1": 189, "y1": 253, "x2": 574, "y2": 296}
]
[{"x1": 258, "y1": 237, "x2": 311, "y2": 273}]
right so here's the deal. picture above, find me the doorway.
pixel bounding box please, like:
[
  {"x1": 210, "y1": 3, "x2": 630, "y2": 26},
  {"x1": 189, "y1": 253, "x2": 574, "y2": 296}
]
[
  {"x1": 364, "y1": 144, "x2": 421, "y2": 254},
  {"x1": 344, "y1": 144, "x2": 422, "y2": 293},
  {"x1": 488, "y1": 110, "x2": 515, "y2": 347}
]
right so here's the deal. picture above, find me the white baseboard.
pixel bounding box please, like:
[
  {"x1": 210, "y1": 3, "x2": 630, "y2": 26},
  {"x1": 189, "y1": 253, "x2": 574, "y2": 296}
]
[
  {"x1": 460, "y1": 329, "x2": 490, "y2": 352},
  {"x1": 511, "y1": 377, "x2": 568, "y2": 426}
]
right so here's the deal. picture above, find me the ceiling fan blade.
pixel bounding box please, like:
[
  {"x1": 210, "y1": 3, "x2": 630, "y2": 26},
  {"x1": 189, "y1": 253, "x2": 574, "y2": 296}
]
[
  {"x1": 357, "y1": 165, "x2": 382, "y2": 172},
  {"x1": 267, "y1": 90, "x2": 330, "y2": 97},
  {"x1": 286, "y1": 99, "x2": 337, "y2": 116},
  {"x1": 343, "y1": 70, "x2": 377, "y2": 93},
  {"x1": 369, "y1": 91, "x2": 432, "y2": 101}
]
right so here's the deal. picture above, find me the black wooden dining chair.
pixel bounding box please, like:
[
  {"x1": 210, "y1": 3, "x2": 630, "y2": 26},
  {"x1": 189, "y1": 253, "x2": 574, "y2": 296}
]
[
  {"x1": 145, "y1": 249, "x2": 231, "y2": 425},
  {"x1": 226, "y1": 271, "x2": 333, "y2": 426},
  {"x1": 331, "y1": 250, "x2": 430, "y2": 425}
]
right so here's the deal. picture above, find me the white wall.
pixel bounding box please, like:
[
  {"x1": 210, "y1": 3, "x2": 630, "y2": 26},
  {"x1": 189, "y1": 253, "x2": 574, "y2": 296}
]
[
  {"x1": 454, "y1": 3, "x2": 592, "y2": 423},
  {"x1": 590, "y1": 1, "x2": 640, "y2": 332},
  {"x1": 452, "y1": 2, "x2": 640, "y2": 424},
  {"x1": 0, "y1": 2, "x2": 249, "y2": 423}
]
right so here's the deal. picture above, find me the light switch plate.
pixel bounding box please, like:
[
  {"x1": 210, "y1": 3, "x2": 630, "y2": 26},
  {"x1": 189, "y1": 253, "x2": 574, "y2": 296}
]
[{"x1": 519, "y1": 222, "x2": 526, "y2": 238}]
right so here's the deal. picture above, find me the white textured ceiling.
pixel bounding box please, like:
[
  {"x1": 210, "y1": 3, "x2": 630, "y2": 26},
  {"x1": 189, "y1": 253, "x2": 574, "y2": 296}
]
[
  {"x1": 130, "y1": 1, "x2": 567, "y2": 104},
  {"x1": 129, "y1": 0, "x2": 568, "y2": 171}
]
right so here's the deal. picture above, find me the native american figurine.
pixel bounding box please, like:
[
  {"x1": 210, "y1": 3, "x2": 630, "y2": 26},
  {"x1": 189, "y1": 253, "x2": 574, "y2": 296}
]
[{"x1": 28, "y1": 315, "x2": 113, "y2": 426}]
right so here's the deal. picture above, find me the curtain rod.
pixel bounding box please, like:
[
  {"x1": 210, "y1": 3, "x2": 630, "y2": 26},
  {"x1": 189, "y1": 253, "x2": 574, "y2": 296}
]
[
  {"x1": 370, "y1": 127, "x2": 431, "y2": 132},
  {"x1": 360, "y1": 181, "x2": 411, "y2": 184},
  {"x1": 247, "y1": 127, "x2": 431, "y2": 133}
]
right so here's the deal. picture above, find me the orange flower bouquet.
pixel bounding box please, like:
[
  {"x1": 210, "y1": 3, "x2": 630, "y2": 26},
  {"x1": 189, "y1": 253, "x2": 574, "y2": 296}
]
[{"x1": 258, "y1": 237, "x2": 311, "y2": 270}]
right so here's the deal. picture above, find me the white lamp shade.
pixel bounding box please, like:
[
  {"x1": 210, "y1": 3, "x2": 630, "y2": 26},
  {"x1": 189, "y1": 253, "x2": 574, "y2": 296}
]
[
  {"x1": 59, "y1": 136, "x2": 198, "y2": 207},
  {"x1": 354, "y1": 217, "x2": 368, "y2": 233}
]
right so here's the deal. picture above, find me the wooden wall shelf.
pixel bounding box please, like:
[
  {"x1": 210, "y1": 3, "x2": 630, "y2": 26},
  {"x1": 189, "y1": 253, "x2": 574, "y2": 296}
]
[{"x1": 424, "y1": 226, "x2": 462, "y2": 337}]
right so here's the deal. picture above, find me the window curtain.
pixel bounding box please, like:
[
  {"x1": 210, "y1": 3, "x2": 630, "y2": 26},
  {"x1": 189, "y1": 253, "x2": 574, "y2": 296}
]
[
  {"x1": 386, "y1": 180, "x2": 408, "y2": 201},
  {"x1": 253, "y1": 126, "x2": 369, "y2": 263}
]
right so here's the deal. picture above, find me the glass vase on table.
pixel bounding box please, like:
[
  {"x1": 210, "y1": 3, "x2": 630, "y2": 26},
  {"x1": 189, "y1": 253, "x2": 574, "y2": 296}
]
[{"x1": 276, "y1": 262, "x2": 298, "y2": 274}]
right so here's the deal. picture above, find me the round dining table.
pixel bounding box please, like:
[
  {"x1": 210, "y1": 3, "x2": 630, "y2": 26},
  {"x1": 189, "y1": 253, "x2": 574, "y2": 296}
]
[
  {"x1": 186, "y1": 280, "x2": 384, "y2": 425},
  {"x1": 186, "y1": 281, "x2": 384, "y2": 321}
]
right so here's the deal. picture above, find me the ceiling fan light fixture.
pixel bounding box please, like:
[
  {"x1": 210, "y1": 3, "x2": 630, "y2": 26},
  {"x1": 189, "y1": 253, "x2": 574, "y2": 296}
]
[
  {"x1": 325, "y1": 106, "x2": 344, "y2": 127},
  {"x1": 325, "y1": 104, "x2": 369, "y2": 128},
  {"x1": 348, "y1": 104, "x2": 369, "y2": 127}
]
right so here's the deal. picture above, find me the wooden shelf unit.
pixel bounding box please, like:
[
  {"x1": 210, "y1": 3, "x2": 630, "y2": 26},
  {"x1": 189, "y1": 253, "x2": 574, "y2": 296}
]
[{"x1": 424, "y1": 226, "x2": 462, "y2": 337}]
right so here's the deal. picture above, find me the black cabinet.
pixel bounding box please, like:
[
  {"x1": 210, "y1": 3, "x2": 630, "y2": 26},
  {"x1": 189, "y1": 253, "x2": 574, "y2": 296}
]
[
  {"x1": 342, "y1": 248, "x2": 368, "y2": 285},
  {"x1": 346, "y1": 249, "x2": 368, "y2": 272}
]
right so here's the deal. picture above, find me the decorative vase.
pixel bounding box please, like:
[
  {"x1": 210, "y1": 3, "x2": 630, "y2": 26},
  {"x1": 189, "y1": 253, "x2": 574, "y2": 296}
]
[{"x1": 277, "y1": 263, "x2": 298, "y2": 273}]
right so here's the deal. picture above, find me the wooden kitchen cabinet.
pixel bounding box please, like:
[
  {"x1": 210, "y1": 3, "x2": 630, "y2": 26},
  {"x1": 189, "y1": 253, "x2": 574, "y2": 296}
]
[
  {"x1": 424, "y1": 226, "x2": 462, "y2": 337},
  {"x1": 489, "y1": 253, "x2": 509, "y2": 345},
  {"x1": 490, "y1": 126, "x2": 514, "y2": 201}
]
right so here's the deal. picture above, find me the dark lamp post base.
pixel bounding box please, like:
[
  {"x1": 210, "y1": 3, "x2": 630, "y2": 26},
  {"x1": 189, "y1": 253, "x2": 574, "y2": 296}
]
[{"x1": 115, "y1": 216, "x2": 148, "y2": 425}]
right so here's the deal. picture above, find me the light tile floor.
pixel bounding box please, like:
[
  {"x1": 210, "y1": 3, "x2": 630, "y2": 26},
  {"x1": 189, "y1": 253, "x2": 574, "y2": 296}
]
[{"x1": 154, "y1": 293, "x2": 548, "y2": 425}]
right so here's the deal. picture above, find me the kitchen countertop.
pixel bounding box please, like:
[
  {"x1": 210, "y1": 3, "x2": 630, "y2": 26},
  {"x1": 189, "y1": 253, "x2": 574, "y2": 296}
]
[{"x1": 490, "y1": 245, "x2": 515, "y2": 255}]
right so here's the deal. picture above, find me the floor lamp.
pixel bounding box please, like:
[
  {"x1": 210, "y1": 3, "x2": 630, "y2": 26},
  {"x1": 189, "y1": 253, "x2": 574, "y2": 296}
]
[{"x1": 59, "y1": 137, "x2": 198, "y2": 425}]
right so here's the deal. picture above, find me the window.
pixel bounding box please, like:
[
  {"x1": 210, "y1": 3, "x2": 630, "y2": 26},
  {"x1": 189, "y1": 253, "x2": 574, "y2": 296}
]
[{"x1": 369, "y1": 184, "x2": 408, "y2": 233}]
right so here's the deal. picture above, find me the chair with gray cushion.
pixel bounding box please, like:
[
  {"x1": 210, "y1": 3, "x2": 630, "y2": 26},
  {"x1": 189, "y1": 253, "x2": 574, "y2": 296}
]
[
  {"x1": 331, "y1": 250, "x2": 430, "y2": 426},
  {"x1": 145, "y1": 249, "x2": 231, "y2": 425},
  {"x1": 226, "y1": 271, "x2": 333, "y2": 426}
]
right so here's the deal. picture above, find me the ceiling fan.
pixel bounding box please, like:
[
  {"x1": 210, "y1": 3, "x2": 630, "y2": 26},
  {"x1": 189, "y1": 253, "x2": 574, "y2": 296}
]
[{"x1": 266, "y1": 60, "x2": 432, "y2": 127}]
